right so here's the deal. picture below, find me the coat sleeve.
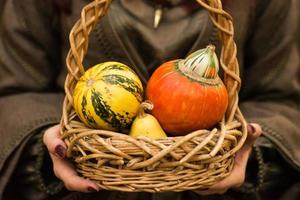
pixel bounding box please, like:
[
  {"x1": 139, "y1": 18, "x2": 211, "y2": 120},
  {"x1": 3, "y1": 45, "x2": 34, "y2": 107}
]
[
  {"x1": 239, "y1": 0, "x2": 300, "y2": 170},
  {"x1": 0, "y1": 0, "x2": 64, "y2": 197}
]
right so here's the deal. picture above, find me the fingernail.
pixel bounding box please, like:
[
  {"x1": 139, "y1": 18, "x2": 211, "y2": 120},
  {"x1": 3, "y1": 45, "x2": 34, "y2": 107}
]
[
  {"x1": 55, "y1": 145, "x2": 66, "y2": 158},
  {"x1": 87, "y1": 187, "x2": 97, "y2": 192},
  {"x1": 247, "y1": 124, "x2": 256, "y2": 134}
]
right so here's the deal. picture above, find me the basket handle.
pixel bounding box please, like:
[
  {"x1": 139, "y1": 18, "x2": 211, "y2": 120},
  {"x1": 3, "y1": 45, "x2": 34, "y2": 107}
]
[{"x1": 64, "y1": 0, "x2": 240, "y2": 123}]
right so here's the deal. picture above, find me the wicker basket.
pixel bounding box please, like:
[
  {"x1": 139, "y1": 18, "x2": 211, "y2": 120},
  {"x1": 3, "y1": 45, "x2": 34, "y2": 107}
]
[{"x1": 61, "y1": 0, "x2": 247, "y2": 193}]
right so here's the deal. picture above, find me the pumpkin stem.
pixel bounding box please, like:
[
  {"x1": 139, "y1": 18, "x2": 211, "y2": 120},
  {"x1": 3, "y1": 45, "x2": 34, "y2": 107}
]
[
  {"x1": 138, "y1": 101, "x2": 154, "y2": 118},
  {"x1": 178, "y1": 44, "x2": 219, "y2": 80}
]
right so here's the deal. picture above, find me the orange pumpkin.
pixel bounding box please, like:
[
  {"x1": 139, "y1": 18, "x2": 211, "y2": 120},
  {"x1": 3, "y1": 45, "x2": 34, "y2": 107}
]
[{"x1": 146, "y1": 45, "x2": 228, "y2": 136}]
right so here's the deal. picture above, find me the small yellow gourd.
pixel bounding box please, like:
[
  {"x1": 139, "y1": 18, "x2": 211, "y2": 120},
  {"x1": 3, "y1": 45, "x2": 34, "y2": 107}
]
[{"x1": 129, "y1": 101, "x2": 167, "y2": 139}]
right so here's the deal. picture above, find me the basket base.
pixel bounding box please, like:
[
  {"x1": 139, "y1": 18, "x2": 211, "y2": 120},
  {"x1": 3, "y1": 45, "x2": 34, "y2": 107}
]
[{"x1": 76, "y1": 157, "x2": 234, "y2": 192}]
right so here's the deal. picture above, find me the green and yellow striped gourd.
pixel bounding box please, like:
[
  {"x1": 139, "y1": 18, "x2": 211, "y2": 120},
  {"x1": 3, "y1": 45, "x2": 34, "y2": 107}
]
[{"x1": 73, "y1": 61, "x2": 144, "y2": 131}]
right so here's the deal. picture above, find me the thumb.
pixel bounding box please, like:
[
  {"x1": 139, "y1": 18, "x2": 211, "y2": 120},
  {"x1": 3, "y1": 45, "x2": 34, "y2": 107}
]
[
  {"x1": 234, "y1": 123, "x2": 262, "y2": 167},
  {"x1": 43, "y1": 124, "x2": 67, "y2": 158},
  {"x1": 244, "y1": 123, "x2": 262, "y2": 150}
]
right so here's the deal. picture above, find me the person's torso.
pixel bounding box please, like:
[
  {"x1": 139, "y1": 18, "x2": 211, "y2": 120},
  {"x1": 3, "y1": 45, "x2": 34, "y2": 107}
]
[{"x1": 56, "y1": 0, "x2": 254, "y2": 88}]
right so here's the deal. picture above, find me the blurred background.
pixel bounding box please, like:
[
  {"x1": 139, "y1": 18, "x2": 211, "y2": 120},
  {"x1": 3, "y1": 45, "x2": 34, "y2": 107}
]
[
  {"x1": 0, "y1": 1, "x2": 299, "y2": 45},
  {"x1": 1, "y1": 1, "x2": 298, "y2": 53},
  {"x1": 298, "y1": 1, "x2": 300, "y2": 49}
]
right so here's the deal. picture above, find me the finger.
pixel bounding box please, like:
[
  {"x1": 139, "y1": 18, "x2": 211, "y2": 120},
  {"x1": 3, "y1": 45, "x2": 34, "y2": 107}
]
[
  {"x1": 50, "y1": 153, "x2": 100, "y2": 192},
  {"x1": 234, "y1": 123, "x2": 262, "y2": 167},
  {"x1": 244, "y1": 123, "x2": 262, "y2": 150},
  {"x1": 43, "y1": 125, "x2": 67, "y2": 158}
]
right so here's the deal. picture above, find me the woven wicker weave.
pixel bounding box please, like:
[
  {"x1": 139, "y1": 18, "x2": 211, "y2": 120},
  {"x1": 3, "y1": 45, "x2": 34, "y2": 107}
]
[{"x1": 61, "y1": 0, "x2": 247, "y2": 192}]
